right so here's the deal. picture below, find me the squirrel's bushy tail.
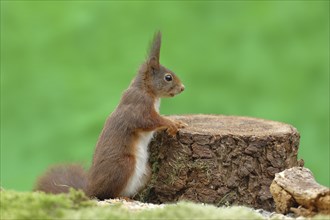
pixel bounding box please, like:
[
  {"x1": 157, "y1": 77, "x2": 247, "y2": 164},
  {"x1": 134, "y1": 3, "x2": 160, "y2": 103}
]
[{"x1": 35, "y1": 164, "x2": 87, "y2": 194}]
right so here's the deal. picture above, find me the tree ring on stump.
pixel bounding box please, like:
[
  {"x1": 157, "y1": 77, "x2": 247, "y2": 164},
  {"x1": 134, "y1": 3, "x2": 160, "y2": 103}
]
[{"x1": 172, "y1": 114, "x2": 295, "y2": 136}]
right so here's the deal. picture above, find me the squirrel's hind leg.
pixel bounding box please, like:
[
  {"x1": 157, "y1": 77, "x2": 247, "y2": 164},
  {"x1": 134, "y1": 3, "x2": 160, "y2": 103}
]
[{"x1": 86, "y1": 154, "x2": 135, "y2": 200}]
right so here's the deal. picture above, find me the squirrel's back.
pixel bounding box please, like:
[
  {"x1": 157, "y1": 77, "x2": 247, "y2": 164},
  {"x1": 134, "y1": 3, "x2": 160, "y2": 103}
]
[{"x1": 34, "y1": 164, "x2": 87, "y2": 194}]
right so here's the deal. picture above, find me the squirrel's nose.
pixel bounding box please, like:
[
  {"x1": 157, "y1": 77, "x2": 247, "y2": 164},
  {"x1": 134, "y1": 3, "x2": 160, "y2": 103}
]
[{"x1": 180, "y1": 85, "x2": 185, "y2": 92}]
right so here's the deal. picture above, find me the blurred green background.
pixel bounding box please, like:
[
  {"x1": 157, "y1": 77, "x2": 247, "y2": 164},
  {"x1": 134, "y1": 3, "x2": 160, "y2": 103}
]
[{"x1": 1, "y1": 1, "x2": 329, "y2": 191}]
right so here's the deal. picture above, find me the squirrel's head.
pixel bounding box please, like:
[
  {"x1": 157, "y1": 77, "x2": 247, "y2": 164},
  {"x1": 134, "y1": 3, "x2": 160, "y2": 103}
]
[{"x1": 141, "y1": 32, "x2": 185, "y2": 98}]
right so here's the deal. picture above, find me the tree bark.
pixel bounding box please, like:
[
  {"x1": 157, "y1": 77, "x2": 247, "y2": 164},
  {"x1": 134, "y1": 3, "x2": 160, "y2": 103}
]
[
  {"x1": 270, "y1": 167, "x2": 330, "y2": 217},
  {"x1": 135, "y1": 114, "x2": 303, "y2": 211}
]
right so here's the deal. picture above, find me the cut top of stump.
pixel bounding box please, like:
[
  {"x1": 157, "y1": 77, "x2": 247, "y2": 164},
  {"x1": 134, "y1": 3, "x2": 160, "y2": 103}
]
[{"x1": 170, "y1": 114, "x2": 298, "y2": 137}]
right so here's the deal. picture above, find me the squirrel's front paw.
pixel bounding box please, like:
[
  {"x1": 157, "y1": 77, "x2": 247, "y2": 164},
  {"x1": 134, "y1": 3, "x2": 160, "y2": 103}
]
[
  {"x1": 166, "y1": 120, "x2": 187, "y2": 137},
  {"x1": 166, "y1": 123, "x2": 178, "y2": 137},
  {"x1": 175, "y1": 120, "x2": 188, "y2": 129}
]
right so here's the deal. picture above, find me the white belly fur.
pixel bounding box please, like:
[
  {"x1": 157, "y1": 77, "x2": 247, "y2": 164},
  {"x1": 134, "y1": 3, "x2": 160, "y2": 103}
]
[
  {"x1": 120, "y1": 131, "x2": 154, "y2": 197},
  {"x1": 120, "y1": 98, "x2": 160, "y2": 197}
]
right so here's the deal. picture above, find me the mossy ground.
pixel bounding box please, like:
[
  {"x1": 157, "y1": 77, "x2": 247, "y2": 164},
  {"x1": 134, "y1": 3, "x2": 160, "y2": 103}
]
[
  {"x1": 1, "y1": 189, "x2": 328, "y2": 220},
  {"x1": 1, "y1": 189, "x2": 262, "y2": 220}
]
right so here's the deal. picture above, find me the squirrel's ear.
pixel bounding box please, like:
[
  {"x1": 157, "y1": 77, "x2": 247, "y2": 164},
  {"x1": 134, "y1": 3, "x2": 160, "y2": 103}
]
[
  {"x1": 148, "y1": 56, "x2": 159, "y2": 70},
  {"x1": 147, "y1": 31, "x2": 161, "y2": 70}
]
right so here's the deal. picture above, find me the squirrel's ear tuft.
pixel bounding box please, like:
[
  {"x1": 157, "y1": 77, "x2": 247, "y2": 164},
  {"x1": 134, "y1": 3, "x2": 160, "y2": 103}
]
[{"x1": 147, "y1": 31, "x2": 162, "y2": 70}]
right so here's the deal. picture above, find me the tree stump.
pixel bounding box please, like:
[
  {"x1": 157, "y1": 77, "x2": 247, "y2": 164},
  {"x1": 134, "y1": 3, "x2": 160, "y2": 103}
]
[
  {"x1": 135, "y1": 114, "x2": 303, "y2": 211},
  {"x1": 270, "y1": 167, "x2": 330, "y2": 217}
]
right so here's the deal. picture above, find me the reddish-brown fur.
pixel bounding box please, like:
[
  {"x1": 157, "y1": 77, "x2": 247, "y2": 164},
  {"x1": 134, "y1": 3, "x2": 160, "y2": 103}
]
[
  {"x1": 35, "y1": 32, "x2": 185, "y2": 199},
  {"x1": 35, "y1": 164, "x2": 87, "y2": 194}
]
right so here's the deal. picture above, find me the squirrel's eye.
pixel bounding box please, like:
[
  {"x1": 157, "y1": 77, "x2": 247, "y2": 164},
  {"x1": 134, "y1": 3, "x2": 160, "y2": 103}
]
[{"x1": 164, "y1": 74, "x2": 173, "y2": 82}]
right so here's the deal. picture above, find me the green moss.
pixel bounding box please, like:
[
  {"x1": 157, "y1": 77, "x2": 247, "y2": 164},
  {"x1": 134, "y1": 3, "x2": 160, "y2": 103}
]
[
  {"x1": 0, "y1": 189, "x2": 94, "y2": 219},
  {"x1": 138, "y1": 203, "x2": 264, "y2": 220},
  {"x1": 1, "y1": 189, "x2": 264, "y2": 219},
  {"x1": 2, "y1": 189, "x2": 329, "y2": 219},
  {"x1": 63, "y1": 201, "x2": 265, "y2": 220},
  {"x1": 311, "y1": 214, "x2": 330, "y2": 220}
]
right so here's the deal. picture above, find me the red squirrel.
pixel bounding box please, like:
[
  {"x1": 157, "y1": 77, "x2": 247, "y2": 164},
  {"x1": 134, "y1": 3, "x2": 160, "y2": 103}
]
[{"x1": 35, "y1": 32, "x2": 186, "y2": 199}]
